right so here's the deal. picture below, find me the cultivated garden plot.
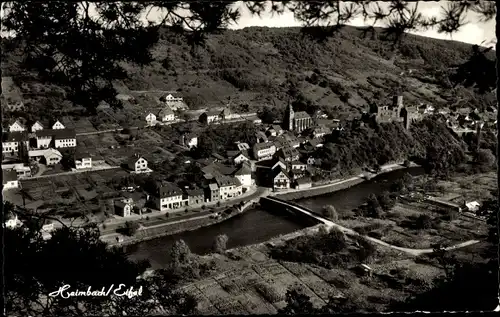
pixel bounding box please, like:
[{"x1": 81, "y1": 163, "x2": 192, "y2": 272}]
[{"x1": 181, "y1": 230, "x2": 446, "y2": 314}]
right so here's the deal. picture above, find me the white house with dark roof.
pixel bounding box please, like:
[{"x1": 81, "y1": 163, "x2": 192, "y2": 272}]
[
  {"x1": 115, "y1": 200, "x2": 133, "y2": 217},
  {"x1": 53, "y1": 129, "x2": 77, "y2": 148},
  {"x1": 2, "y1": 131, "x2": 29, "y2": 154},
  {"x1": 31, "y1": 121, "x2": 45, "y2": 133},
  {"x1": 200, "y1": 110, "x2": 221, "y2": 125},
  {"x1": 2, "y1": 169, "x2": 19, "y2": 190},
  {"x1": 152, "y1": 182, "x2": 185, "y2": 212},
  {"x1": 52, "y1": 120, "x2": 65, "y2": 130},
  {"x1": 145, "y1": 112, "x2": 157, "y2": 126},
  {"x1": 75, "y1": 151, "x2": 92, "y2": 169},
  {"x1": 126, "y1": 155, "x2": 150, "y2": 174},
  {"x1": 44, "y1": 148, "x2": 63, "y2": 166},
  {"x1": 158, "y1": 107, "x2": 175, "y2": 122},
  {"x1": 252, "y1": 141, "x2": 276, "y2": 161},
  {"x1": 215, "y1": 176, "x2": 242, "y2": 200},
  {"x1": 272, "y1": 166, "x2": 291, "y2": 190},
  {"x1": 8, "y1": 119, "x2": 26, "y2": 132},
  {"x1": 233, "y1": 151, "x2": 250, "y2": 165},
  {"x1": 234, "y1": 165, "x2": 252, "y2": 187}
]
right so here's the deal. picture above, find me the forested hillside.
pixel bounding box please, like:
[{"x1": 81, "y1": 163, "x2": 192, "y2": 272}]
[{"x1": 1, "y1": 25, "x2": 495, "y2": 118}]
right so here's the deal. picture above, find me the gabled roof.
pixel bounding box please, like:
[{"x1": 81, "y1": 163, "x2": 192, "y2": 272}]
[
  {"x1": 115, "y1": 200, "x2": 131, "y2": 209},
  {"x1": 272, "y1": 166, "x2": 290, "y2": 180},
  {"x1": 215, "y1": 175, "x2": 241, "y2": 188},
  {"x1": 205, "y1": 109, "x2": 220, "y2": 116},
  {"x1": 2, "y1": 131, "x2": 28, "y2": 142},
  {"x1": 186, "y1": 188, "x2": 204, "y2": 196},
  {"x1": 52, "y1": 129, "x2": 76, "y2": 140},
  {"x1": 253, "y1": 141, "x2": 275, "y2": 152},
  {"x1": 159, "y1": 107, "x2": 174, "y2": 117},
  {"x1": 126, "y1": 155, "x2": 146, "y2": 169},
  {"x1": 294, "y1": 111, "x2": 311, "y2": 120},
  {"x1": 272, "y1": 124, "x2": 283, "y2": 132},
  {"x1": 208, "y1": 183, "x2": 219, "y2": 190},
  {"x1": 157, "y1": 182, "x2": 183, "y2": 198},
  {"x1": 234, "y1": 165, "x2": 251, "y2": 176},
  {"x1": 2, "y1": 169, "x2": 17, "y2": 183}
]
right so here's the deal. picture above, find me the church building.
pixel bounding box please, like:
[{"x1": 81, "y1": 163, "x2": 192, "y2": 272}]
[{"x1": 282, "y1": 101, "x2": 313, "y2": 133}]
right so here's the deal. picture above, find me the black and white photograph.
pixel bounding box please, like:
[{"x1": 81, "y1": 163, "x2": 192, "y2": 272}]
[{"x1": 2, "y1": 1, "x2": 499, "y2": 315}]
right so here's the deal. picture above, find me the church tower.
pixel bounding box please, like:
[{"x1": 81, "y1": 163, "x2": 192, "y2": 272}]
[{"x1": 283, "y1": 99, "x2": 295, "y2": 131}]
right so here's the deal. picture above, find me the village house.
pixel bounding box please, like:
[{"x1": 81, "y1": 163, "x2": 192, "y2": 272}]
[
  {"x1": 9, "y1": 119, "x2": 26, "y2": 132},
  {"x1": 4, "y1": 211, "x2": 20, "y2": 229},
  {"x1": 215, "y1": 176, "x2": 242, "y2": 200},
  {"x1": 125, "y1": 155, "x2": 150, "y2": 174},
  {"x1": 75, "y1": 152, "x2": 92, "y2": 169},
  {"x1": 31, "y1": 121, "x2": 46, "y2": 133},
  {"x1": 266, "y1": 124, "x2": 284, "y2": 137},
  {"x1": 271, "y1": 166, "x2": 291, "y2": 190},
  {"x1": 235, "y1": 141, "x2": 250, "y2": 151},
  {"x1": 291, "y1": 161, "x2": 307, "y2": 171},
  {"x1": 52, "y1": 120, "x2": 66, "y2": 130},
  {"x1": 2, "y1": 169, "x2": 19, "y2": 190},
  {"x1": 220, "y1": 107, "x2": 234, "y2": 121},
  {"x1": 199, "y1": 110, "x2": 221, "y2": 125},
  {"x1": 205, "y1": 183, "x2": 220, "y2": 203},
  {"x1": 2, "y1": 162, "x2": 31, "y2": 178},
  {"x1": 233, "y1": 151, "x2": 250, "y2": 165},
  {"x1": 43, "y1": 148, "x2": 63, "y2": 166},
  {"x1": 274, "y1": 133, "x2": 301, "y2": 149},
  {"x1": 276, "y1": 146, "x2": 300, "y2": 162},
  {"x1": 255, "y1": 131, "x2": 268, "y2": 143},
  {"x1": 180, "y1": 134, "x2": 198, "y2": 149},
  {"x1": 295, "y1": 176, "x2": 312, "y2": 190},
  {"x1": 160, "y1": 93, "x2": 185, "y2": 110},
  {"x1": 145, "y1": 112, "x2": 157, "y2": 126},
  {"x1": 152, "y1": 182, "x2": 185, "y2": 212},
  {"x1": 234, "y1": 164, "x2": 252, "y2": 187},
  {"x1": 115, "y1": 200, "x2": 133, "y2": 217},
  {"x1": 307, "y1": 138, "x2": 324, "y2": 148},
  {"x1": 53, "y1": 129, "x2": 77, "y2": 148},
  {"x1": 2, "y1": 131, "x2": 29, "y2": 154},
  {"x1": 312, "y1": 125, "x2": 330, "y2": 138},
  {"x1": 158, "y1": 107, "x2": 176, "y2": 122},
  {"x1": 35, "y1": 130, "x2": 54, "y2": 149},
  {"x1": 121, "y1": 192, "x2": 148, "y2": 213},
  {"x1": 186, "y1": 188, "x2": 204, "y2": 205},
  {"x1": 252, "y1": 141, "x2": 276, "y2": 161}
]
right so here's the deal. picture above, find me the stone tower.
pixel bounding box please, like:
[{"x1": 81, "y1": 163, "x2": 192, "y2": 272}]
[{"x1": 283, "y1": 99, "x2": 294, "y2": 131}]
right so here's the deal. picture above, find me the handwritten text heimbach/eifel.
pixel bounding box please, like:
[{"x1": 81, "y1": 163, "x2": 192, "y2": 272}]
[{"x1": 49, "y1": 284, "x2": 143, "y2": 299}]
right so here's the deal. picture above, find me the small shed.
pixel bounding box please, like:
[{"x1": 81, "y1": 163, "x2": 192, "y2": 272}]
[{"x1": 115, "y1": 201, "x2": 133, "y2": 217}]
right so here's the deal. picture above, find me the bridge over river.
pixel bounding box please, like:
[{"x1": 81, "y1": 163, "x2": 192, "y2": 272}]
[{"x1": 262, "y1": 196, "x2": 479, "y2": 257}]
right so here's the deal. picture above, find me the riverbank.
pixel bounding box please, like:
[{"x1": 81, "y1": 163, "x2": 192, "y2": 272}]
[
  {"x1": 106, "y1": 198, "x2": 262, "y2": 248},
  {"x1": 110, "y1": 162, "x2": 414, "y2": 248}
]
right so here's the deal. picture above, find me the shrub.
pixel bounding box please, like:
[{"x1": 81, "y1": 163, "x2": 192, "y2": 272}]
[
  {"x1": 255, "y1": 282, "x2": 284, "y2": 303},
  {"x1": 184, "y1": 208, "x2": 189, "y2": 213},
  {"x1": 378, "y1": 191, "x2": 396, "y2": 211},
  {"x1": 318, "y1": 224, "x2": 330, "y2": 236},
  {"x1": 145, "y1": 216, "x2": 150, "y2": 220},
  {"x1": 216, "y1": 201, "x2": 221, "y2": 207},
  {"x1": 403, "y1": 159, "x2": 411, "y2": 167},
  {"x1": 212, "y1": 234, "x2": 229, "y2": 254},
  {"x1": 322, "y1": 205, "x2": 339, "y2": 221},
  {"x1": 201, "y1": 205, "x2": 206, "y2": 210},
  {"x1": 119, "y1": 221, "x2": 139, "y2": 236},
  {"x1": 415, "y1": 214, "x2": 433, "y2": 229}
]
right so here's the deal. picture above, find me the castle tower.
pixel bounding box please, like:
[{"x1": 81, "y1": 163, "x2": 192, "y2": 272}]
[
  {"x1": 283, "y1": 99, "x2": 295, "y2": 131},
  {"x1": 393, "y1": 95, "x2": 403, "y2": 109}
]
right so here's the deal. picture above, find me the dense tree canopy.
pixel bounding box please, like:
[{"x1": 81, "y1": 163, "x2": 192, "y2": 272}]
[
  {"x1": 4, "y1": 203, "x2": 197, "y2": 316},
  {"x1": 1, "y1": 1, "x2": 496, "y2": 110}
]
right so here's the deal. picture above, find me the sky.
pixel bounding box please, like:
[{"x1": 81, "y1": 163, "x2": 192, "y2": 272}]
[
  {"x1": 224, "y1": 1, "x2": 496, "y2": 46},
  {"x1": 1, "y1": 1, "x2": 495, "y2": 47}
]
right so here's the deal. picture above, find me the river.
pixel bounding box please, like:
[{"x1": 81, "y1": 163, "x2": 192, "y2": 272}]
[{"x1": 126, "y1": 167, "x2": 424, "y2": 269}]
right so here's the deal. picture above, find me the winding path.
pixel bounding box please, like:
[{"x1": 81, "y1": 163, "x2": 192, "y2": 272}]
[{"x1": 266, "y1": 197, "x2": 480, "y2": 256}]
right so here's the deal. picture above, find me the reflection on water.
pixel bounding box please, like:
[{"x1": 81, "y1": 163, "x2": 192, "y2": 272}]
[{"x1": 127, "y1": 167, "x2": 424, "y2": 269}]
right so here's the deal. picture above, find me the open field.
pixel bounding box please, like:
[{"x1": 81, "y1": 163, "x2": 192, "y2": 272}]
[{"x1": 178, "y1": 229, "x2": 445, "y2": 314}]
